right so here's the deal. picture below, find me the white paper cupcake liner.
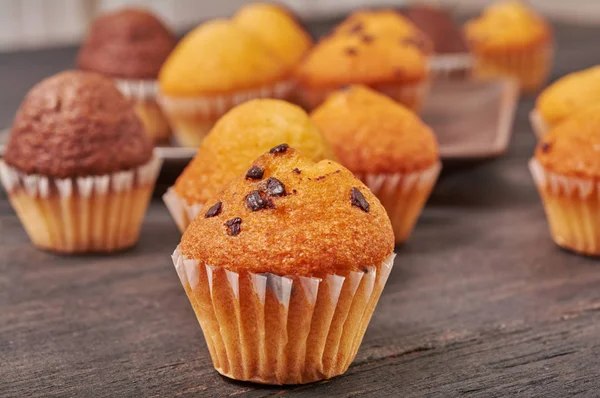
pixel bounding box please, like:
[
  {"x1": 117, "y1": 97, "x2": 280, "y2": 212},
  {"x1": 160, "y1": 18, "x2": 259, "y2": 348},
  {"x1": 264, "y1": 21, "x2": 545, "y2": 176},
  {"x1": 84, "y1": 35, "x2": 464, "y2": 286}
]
[
  {"x1": 356, "y1": 162, "x2": 441, "y2": 243},
  {"x1": 529, "y1": 109, "x2": 550, "y2": 138},
  {"x1": 114, "y1": 79, "x2": 159, "y2": 101},
  {"x1": 429, "y1": 53, "x2": 474, "y2": 80},
  {"x1": 529, "y1": 158, "x2": 600, "y2": 255},
  {"x1": 0, "y1": 154, "x2": 162, "y2": 253},
  {"x1": 172, "y1": 246, "x2": 396, "y2": 384},
  {"x1": 163, "y1": 187, "x2": 204, "y2": 233}
]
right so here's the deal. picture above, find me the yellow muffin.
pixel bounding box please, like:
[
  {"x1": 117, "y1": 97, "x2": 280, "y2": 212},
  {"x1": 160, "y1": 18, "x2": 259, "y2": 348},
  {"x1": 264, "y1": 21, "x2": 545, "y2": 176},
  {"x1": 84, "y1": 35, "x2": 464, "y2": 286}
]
[
  {"x1": 311, "y1": 86, "x2": 440, "y2": 243},
  {"x1": 158, "y1": 20, "x2": 293, "y2": 147},
  {"x1": 295, "y1": 11, "x2": 430, "y2": 111},
  {"x1": 530, "y1": 104, "x2": 600, "y2": 256},
  {"x1": 163, "y1": 99, "x2": 334, "y2": 232},
  {"x1": 532, "y1": 66, "x2": 600, "y2": 137},
  {"x1": 234, "y1": 3, "x2": 312, "y2": 68},
  {"x1": 173, "y1": 147, "x2": 395, "y2": 384},
  {"x1": 464, "y1": 0, "x2": 553, "y2": 94}
]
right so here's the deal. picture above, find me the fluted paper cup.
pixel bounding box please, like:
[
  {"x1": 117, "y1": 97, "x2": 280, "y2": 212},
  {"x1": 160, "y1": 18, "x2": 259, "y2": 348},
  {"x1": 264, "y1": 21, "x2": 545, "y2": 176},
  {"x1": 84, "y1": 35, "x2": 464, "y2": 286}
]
[
  {"x1": 115, "y1": 79, "x2": 171, "y2": 143},
  {"x1": 530, "y1": 158, "x2": 600, "y2": 256},
  {"x1": 356, "y1": 162, "x2": 441, "y2": 244},
  {"x1": 529, "y1": 109, "x2": 550, "y2": 138},
  {"x1": 172, "y1": 246, "x2": 396, "y2": 385},
  {"x1": 163, "y1": 187, "x2": 204, "y2": 233},
  {"x1": 429, "y1": 53, "x2": 474, "y2": 80},
  {"x1": 158, "y1": 80, "x2": 296, "y2": 148},
  {"x1": 0, "y1": 155, "x2": 162, "y2": 253}
]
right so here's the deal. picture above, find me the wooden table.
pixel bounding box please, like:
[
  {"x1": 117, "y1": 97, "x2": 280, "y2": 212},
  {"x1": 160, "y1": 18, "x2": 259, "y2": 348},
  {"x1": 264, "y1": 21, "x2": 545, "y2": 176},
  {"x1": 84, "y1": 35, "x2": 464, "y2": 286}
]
[{"x1": 2, "y1": 21, "x2": 600, "y2": 397}]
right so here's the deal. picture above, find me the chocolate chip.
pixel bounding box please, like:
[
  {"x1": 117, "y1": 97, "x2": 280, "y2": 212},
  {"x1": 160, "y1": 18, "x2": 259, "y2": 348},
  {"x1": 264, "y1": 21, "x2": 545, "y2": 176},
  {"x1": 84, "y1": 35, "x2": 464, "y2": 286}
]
[
  {"x1": 362, "y1": 34, "x2": 374, "y2": 44},
  {"x1": 224, "y1": 217, "x2": 242, "y2": 236},
  {"x1": 349, "y1": 22, "x2": 363, "y2": 33},
  {"x1": 345, "y1": 47, "x2": 358, "y2": 56},
  {"x1": 269, "y1": 143, "x2": 289, "y2": 154},
  {"x1": 292, "y1": 168, "x2": 301, "y2": 174},
  {"x1": 245, "y1": 166, "x2": 264, "y2": 180},
  {"x1": 246, "y1": 190, "x2": 270, "y2": 211},
  {"x1": 292, "y1": 189, "x2": 297, "y2": 194},
  {"x1": 265, "y1": 178, "x2": 286, "y2": 197},
  {"x1": 541, "y1": 142, "x2": 552, "y2": 153},
  {"x1": 204, "y1": 201, "x2": 222, "y2": 218},
  {"x1": 350, "y1": 187, "x2": 370, "y2": 213}
]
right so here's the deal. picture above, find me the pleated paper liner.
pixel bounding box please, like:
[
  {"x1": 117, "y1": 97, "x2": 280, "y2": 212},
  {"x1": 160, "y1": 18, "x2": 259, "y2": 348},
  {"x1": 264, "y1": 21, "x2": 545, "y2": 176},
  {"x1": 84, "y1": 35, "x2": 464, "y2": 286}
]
[
  {"x1": 172, "y1": 246, "x2": 396, "y2": 385},
  {"x1": 115, "y1": 79, "x2": 171, "y2": 144},
  {"x1": 529, "y1": 158, "x2": 600, "y2": 256},
  {"x1": 356, "y1": 162, "x2": 441, "y2": 244},
  {"x1": 158, "y1": 80, "x2": 296, "y2": 148},
  {"x1": 472, "y1": 40, "x2": 554, "y2": 94},
  {"x1": 295, "y1": 80, "x2": 430, "y2": 113},
  {"x1": 0, "y1": 155, "x2": 162, "y2": 253},
  {"x1": 429, "y1": 53, "x2": 474, "y2": 80},
  {"x1": 529, "y1": 109, "x2": 549, "y2": 139},
  {"x1": 163, "y1": 187, "x2": 204, "y2": 233}
]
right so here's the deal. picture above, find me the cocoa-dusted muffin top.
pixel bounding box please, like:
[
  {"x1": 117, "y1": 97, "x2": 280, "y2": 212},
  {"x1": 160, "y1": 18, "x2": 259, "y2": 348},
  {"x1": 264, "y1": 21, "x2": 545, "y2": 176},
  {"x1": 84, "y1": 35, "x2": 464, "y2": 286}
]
[
  {"x1": 77, "y1": 8, "x2": 176, "y2": 79},
  {"x1": 4, "y1": 70, "x2": 153, "y2": 178},
  {"x1": 180, "y1": 147, "x2": 394, "y2": 278},
  {"x1": 402, "y1": 5, "x2": 468, "y2": 54}
]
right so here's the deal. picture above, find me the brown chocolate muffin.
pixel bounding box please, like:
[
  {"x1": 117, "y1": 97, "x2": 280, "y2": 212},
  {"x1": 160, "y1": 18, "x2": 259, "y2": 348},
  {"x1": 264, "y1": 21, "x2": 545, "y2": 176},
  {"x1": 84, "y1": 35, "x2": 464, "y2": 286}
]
[
  {"x1": 4, "y1": 70, "x2": 153, "y2": 178},
  {"x1": 402, "y1": 5, "x2": 468, "y2": 54},
  {"x1": 77, "y1": 8, "x2": 176, "y2": 79}
]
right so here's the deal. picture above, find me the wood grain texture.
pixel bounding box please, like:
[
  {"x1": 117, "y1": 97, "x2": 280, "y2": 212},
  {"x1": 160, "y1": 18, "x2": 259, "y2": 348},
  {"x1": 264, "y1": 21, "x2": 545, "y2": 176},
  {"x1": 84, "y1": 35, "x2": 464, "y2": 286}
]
[{"x1": 2, "y1": 21, "x2": 600, "y2": 398}]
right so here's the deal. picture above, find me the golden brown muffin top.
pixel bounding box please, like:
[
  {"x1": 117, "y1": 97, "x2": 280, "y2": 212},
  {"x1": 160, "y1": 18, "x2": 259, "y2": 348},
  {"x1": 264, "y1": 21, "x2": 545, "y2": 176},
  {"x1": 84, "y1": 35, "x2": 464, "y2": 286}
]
[
  {"x1": 311, "y1": 86, "x2": 439, "y2": 174},
  {"x1": 180, "y1": 147, "x2": 395, "y2": 277},
  {"x1": 159, "y1": 20, "x2": 288, "y2": 96},
  {"x1": 536, "y1": 104, "x2": 600, "y2": 178},
  {"x1": 4, "y1": 71, "x2": 153, "y2": 178},
  {"x1": 536, "y1": 66, "x2": 600, "y2": 128},
  {"x1": 464, "y1": 0, "x2": 551, "y2": 51},
  {"x1": 173, "y1": 99, "x2": 334, "y2": 205},
  {"x1": 233, "y1": 3, "x2": 312, "y2": 68},
  {"x1": 77, "y1": 8, "x2": 177, "y2": 79}
]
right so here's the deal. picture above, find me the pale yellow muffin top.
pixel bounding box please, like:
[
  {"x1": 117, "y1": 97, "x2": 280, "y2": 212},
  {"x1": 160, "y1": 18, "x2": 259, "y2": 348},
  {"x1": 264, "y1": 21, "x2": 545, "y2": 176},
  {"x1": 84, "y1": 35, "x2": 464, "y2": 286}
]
[
  {"x1": 464, "y1": 0, "x2": 551, "y2": 51},
  {"x1": 536, "y1": 66, "x2": 600, "y2": 128},
  {"x1": 158, "y1": 20, "x2": 287, "y2": 96},
  {"x1": 174, "y1": 99, "x2": 334, "y2": 205},
  {"x1": 311, "y1": 85, "x2": 439, "y2": 174},
  {"x1": 233, "y1": 3, "x2": 312, "y2": 68},
  {"x1": 180, "y1": 147, "x2": 394, "y2": 278}
]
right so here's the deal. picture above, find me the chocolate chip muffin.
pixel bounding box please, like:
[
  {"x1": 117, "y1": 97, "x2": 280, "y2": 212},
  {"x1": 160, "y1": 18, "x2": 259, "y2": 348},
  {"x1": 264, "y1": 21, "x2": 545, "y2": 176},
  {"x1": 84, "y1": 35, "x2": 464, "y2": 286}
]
[
  {"x1": 77, "y1": 8, "x2": 177, "y2": 143},
  {"x1": 172, "y1": 146, "x2": 395, "y2": 384},
  {"x1": 163, "y1": 99, "x2": 334, "y2": 233},
  {"x1": 0, "y1": 71, "x2": 162, "y2": 253},
  {"x1": 311, "y1": 85, "x2": 441, "y2": 243}
]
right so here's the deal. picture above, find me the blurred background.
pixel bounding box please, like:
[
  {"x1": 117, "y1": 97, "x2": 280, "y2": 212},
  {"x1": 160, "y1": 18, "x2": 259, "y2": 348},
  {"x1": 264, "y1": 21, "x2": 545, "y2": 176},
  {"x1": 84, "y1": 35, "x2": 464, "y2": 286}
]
[{"x1": 1, "y1": 0, "x2": 599, "y2": 52}]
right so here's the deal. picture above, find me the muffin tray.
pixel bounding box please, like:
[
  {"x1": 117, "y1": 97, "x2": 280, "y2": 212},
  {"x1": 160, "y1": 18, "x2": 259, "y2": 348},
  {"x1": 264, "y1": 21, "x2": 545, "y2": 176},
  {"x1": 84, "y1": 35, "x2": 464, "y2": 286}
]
[{"x1": 0, "y1": 78, "x2": 518, "y2": 171}]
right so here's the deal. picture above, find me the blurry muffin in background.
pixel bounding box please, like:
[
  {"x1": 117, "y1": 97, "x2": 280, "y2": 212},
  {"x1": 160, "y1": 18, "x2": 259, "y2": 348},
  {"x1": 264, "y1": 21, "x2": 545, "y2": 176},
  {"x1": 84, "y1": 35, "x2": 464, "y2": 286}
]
[
  {"x1": 159, "y1": 4, "x2": 312, "y2": 148},
  {"x1": 295, "y1": 10, "x2": 430, "y2": 111},
  {"x1": 531, "y1": 66, "x2": 600, "y2": 137},
  {"x1": 233, "y1": 3, "x2": 312, "y2": 68},
  {"x1": 77, "y1": 8, "x2": 177, "y2": 143},
  {"x1": 163, "y1": 99, "x2": 334, "y2": 232},
  {"x1": 0, "y1": 71, "x2": 162, "y2": 253},
  {"x1": 403, "y1": 5, "x2": 473, "y2": 79},
  {"x1": 530, "y1": 104, "x2": 600, "y2": 256},
  {"x1": 173, "y1": 147, "x2": 395, "y2": 384},
  {"x1": 311, "y1": 85, "x2": 440, "y2": 243},
  {"x1": 464, "y1": 0, "x2": 553, "y2": 94}
]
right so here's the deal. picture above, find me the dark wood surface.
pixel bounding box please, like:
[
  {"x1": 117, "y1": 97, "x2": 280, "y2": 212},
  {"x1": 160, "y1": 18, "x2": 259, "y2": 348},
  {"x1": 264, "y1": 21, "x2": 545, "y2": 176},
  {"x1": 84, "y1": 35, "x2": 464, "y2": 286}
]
[{"x1": 2, "y1": 21, "x2": 600, "y2": 398}]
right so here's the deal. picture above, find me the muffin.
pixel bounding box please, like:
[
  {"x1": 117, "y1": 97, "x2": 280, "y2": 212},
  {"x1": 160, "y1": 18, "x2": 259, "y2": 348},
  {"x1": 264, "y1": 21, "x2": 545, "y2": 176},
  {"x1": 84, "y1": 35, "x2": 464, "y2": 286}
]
[
  {"x1": 0, "y1": 71, "x2": 162, "y2": 253},
  {"x1": 531, "y1": 66, "x2": 600, "y2": 137},
  {"x1": 77, "y1": 8, "x2": 177, "y2": 143},
  {"x1": 464, "y1": 0, "x2": 553, "y2": 94},
  {"x1": 530, "y1": 104, "x2": 600, "y2": 256},
  {"x1": 233, "y1": 3, "x2": 312, "y2": 68},
  {"x1": 158, "y1": 18, "x2": 299, "y2": 147},
  {"x1": 311, "y1": 85, "x2": 440, "y2": 243},
  {"x1": 163, "y1": 99, "x2": 334, "y2": 232},
  {"x1": 295, "y1": 10, "x2": 430, "y2": 111},
  {"x1": 172, "y1": 146, "x2": 395, "y2": 384},
  {"x1": 403, "y1": 5, "x2": 473, "y2": 79}
]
